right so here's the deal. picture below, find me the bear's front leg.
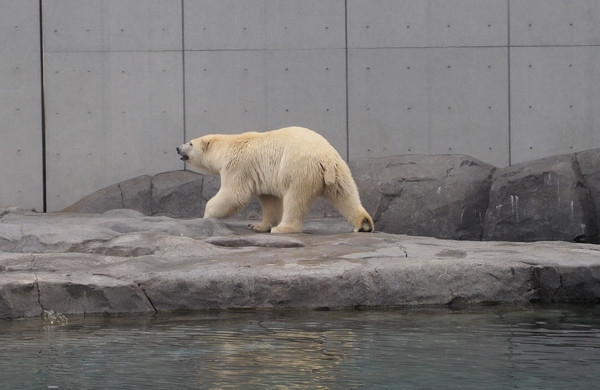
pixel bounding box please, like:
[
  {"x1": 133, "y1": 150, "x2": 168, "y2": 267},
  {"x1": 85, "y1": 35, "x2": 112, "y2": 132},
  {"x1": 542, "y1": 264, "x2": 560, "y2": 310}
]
[
  {"x1": 204, "y1": 187, "x2": 250, "y2": 219},
  {"x1": 249, "y1": 195, "x2": 283, "y2": 232}
]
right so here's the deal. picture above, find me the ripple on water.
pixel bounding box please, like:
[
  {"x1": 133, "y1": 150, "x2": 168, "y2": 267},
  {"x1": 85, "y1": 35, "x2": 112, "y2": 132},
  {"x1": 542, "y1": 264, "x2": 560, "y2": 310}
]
[{"x1": 1, "y1": 305, "x2": 599, "y2": 389}]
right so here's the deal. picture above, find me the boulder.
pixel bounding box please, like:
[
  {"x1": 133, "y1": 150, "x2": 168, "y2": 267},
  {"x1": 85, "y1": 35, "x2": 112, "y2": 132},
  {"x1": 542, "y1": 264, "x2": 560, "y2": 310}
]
[
  {"x1": 0, "y1": 221, "x2": 118, "y2": 253},
  {"x1": 63, "y1": 170, "x2": 337, "y2": 219},
  {"x1": 532, "y1": 265, "x2": 600, "y2": 303},
  {"x1": 61, "y1": 175, "x2": 152, "y2": 215},
  {"x1": 0, "y1": 213, "x2": 234, "y2": 254},
  {"x1": 37, "y1": 274, "x2": 155, "y2": 316},
  {"x1": 0, "y1": 274, "x2": 41, "y2": 318},
  {"x1": 350, "y1": 155, "x2": 495, "y2": 240},
  {"x1": 119, "y1": 175, "x2": 152, "y2": 214},
  {"x1": 62, "y1": 182, "x2": 124, "y2": 214},
  {"x1": 60, "y1": 148, "x2": 600, "y2": 243},
  {"x1": 62, "y1": 171, "x2": 210, "y2": 218},
  {"x1": 151, "y1": 171, "x2": 204, "y2": 217},
  {"x1": 483, "y1": 153, "x2": 597, "y2": 243},
  {"x1": 576, "y1": 149, "x2": 600, "y2": 243}
]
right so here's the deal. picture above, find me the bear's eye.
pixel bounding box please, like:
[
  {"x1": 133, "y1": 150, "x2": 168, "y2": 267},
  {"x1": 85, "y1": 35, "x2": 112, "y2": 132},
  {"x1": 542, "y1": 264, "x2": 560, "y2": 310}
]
[{"x1": 189, "y1": 142, "x2": 193, "y2": 147}]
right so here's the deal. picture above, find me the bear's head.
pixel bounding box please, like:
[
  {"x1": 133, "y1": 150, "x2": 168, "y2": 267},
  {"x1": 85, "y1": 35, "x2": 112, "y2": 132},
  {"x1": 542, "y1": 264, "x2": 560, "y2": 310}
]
[
  {"x1": 176, "y1": 137, "x2": 218, "y2": 174},
  {"x1": 176, "y1": 141, "x2": 194, "y2": 161}
]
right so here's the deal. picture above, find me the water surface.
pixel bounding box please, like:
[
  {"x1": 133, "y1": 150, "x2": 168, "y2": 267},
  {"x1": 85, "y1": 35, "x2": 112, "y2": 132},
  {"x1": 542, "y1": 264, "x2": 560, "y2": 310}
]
[{"x1": 1, "y1": 305, "x2": 599, "y2": 389}]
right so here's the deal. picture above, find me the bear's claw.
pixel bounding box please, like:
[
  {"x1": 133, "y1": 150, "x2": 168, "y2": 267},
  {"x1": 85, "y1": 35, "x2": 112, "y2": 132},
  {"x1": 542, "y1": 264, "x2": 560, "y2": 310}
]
[
  {"x1": 248, "y1": 223, "x2": 271, "y2": 233},
  {"x1": 356, "y1": 217, "x2": 374, "y2": 232}
]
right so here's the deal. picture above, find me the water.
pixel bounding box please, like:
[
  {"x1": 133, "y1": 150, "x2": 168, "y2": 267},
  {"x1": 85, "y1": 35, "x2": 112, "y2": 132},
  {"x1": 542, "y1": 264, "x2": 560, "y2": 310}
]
[{"x1": 1, "y1": 305, "x2": 600, "y2": 389}]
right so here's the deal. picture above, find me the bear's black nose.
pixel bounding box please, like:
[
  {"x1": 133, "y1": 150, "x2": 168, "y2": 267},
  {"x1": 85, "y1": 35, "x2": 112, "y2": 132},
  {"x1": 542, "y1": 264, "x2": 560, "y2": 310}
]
[{"x1": 176, "y1": 146, "x2": 180, "y2": 153}]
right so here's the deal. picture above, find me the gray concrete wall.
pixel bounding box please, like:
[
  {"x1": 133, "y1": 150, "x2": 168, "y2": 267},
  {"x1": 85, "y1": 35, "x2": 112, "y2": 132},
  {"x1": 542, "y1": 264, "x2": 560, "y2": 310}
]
[
  {"x1": 183, "y1": 0, "x2": 348, "y2": 157},
  {"x1": 1, "y1": 0, "x2": 599, "y2": 211},
  {"x1": 42, "y1": 0, "x2": 184, "y2": 211},
  {"x1": 0, "y1": 1, "x2": 44, "y2": 211},
  {"x1": 509, "y1": 0, "x2": 600, "y2": 164}
]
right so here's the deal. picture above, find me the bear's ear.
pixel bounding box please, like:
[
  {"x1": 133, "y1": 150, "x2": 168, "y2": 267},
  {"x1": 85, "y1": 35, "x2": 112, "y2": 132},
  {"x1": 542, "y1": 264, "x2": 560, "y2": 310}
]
[{"x1": 201, "y1": 139, "x2": 211, "y2": 153}]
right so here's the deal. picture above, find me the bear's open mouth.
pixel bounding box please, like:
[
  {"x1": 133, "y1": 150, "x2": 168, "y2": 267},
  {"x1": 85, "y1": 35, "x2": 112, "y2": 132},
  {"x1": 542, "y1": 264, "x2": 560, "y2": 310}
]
[{"x1": 180, "y1": 154, "x2": 189, "y2": 161}]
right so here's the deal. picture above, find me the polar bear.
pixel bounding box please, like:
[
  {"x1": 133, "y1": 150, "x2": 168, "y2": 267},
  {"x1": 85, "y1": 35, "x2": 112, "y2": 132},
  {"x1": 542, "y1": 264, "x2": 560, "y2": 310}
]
[{"x1": 176, "y1": 126, "x2": 374, "y2": 234}]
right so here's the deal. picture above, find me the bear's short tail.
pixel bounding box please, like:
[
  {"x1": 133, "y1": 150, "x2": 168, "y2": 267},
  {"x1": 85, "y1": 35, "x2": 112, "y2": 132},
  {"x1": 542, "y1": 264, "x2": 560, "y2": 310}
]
[
  {"x1": 320, "y1": 160, "x2": 337, "y2": 186},
  {"x1": 356, "y1": 214, "x2": 374, "y2": 233}
]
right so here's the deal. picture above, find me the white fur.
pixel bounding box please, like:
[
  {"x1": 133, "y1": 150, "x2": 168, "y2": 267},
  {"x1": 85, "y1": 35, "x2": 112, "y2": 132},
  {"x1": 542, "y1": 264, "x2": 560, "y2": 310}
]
[{"x1": 177, "y1": 126, "x2": 374, "y2": 233}]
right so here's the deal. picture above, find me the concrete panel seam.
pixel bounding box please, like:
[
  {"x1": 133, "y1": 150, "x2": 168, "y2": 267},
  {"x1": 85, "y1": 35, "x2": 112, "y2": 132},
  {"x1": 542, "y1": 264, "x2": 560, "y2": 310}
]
[
  {"x1": 507, "y1": 0, "x2": 512, "y2": 166},
  {"x1": 39, "y1": 0, "x2": 47, "y2": 212},
  {"x1": 181, "y1": 0, "x2": 187, "y2": 147},
  {"x1": 344, "y1": 0, "x2": 349, "y2": 161},
  {"x1": 511, "y1": 44, "x2": 600, "y2": 48},
  {"x1": 346, "y1": 45, "x2": 509, "y2": 50},
  {"x1": 184, "y1": 47, "x2": 347, "y2": 53},
  {"x1": 43, "y1": 49, "x2": 185, "y2": 54}
]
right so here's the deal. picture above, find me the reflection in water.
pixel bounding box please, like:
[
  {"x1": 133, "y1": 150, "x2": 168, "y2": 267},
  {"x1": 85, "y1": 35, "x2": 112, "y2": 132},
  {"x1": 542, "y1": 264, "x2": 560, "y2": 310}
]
[
  {"x1": 199, "y1": 321, "x2": 360, "y2": 389},
  {"x1": 1, "y1": 305, "x2": 600, "y2": 389}
]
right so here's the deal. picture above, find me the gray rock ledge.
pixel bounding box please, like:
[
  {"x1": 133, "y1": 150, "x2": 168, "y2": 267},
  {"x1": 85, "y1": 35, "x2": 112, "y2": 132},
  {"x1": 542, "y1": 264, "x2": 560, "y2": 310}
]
[{"x1": 1, "y1": 211, "x2": 599, "y2": 319}]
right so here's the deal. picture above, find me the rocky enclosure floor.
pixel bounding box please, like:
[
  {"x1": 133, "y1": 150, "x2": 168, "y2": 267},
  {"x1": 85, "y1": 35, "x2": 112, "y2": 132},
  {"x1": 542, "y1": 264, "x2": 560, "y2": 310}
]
[{"x1": 1, "y1": 209, "x2": 599, "y2": 319}]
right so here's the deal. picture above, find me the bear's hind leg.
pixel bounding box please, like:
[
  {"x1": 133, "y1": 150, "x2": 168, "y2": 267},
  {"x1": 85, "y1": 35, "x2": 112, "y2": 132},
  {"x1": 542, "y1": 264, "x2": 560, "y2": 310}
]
[
  {"x1": 249, "y1": 195, "x2": 283, "y2": 232},
  {"x1": 270, "y1": 192, "x2": 316, "y2": 234}
]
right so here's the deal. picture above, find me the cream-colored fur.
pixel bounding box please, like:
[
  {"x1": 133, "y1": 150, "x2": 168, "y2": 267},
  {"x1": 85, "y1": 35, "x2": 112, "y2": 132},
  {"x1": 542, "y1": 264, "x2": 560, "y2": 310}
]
[{"x1": 177, "y1": 126, "x2": 374, "y2": 234}]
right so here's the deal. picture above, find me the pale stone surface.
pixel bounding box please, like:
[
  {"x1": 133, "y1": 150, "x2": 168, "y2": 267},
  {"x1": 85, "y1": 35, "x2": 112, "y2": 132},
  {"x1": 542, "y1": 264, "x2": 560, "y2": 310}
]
[{"x1": 1, "y1": 210, "x2": 599, "y2": 319}]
